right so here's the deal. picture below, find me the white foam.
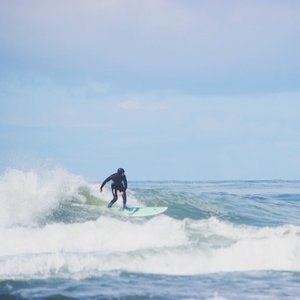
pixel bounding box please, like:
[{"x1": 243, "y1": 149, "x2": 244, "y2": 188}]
[
  {"x1": 0, "y1": 215, "x2": 188, "y2": 278},
  {"x1": 1, "y1": 216, "x2": 300, "y2": 279},
  {"x1": 0, "y1": 215, "x2": 187, "y2": 256},
  {"x1": 0, "y1": 168, "x2": 86, "y2": 227}
]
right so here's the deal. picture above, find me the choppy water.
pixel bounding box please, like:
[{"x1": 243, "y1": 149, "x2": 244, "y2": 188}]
[{"x1": 1, "y1": 168, "x2": 300, "y2": 299}]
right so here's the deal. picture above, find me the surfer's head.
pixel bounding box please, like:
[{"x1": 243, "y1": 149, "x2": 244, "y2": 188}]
[{"x1": 117, "y1": 168, "x2": 125, "y2": 175}]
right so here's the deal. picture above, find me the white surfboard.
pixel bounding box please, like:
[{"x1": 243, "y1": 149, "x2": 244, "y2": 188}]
[{"x1": 109, "y1": 206, "x2": 168, "y2": 217}]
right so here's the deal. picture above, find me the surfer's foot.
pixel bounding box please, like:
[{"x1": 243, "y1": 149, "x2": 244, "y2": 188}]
[
  {"x1": 107, "y1": 203, "x2": 113, "y2": 208},
  {"x1": 123, "y1": 205, "x2": 129, "y2": 210}
]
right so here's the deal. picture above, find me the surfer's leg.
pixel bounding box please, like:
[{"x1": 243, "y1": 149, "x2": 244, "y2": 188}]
[
  {"x1": 108, "y1": 187, "x2": 118, "y2": 208},
  {"x1": 122, "y1": 190, "x2": 128, "y2": 209}
]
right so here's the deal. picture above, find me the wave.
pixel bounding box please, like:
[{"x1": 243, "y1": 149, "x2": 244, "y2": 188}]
[
  {"x1": 2, "y1": 168, "x2": 300, "y2": 227},
  {"x1": 0, "y1": 168, "x2": 147, "y2": 228},
  {"x1": 1, "y1": 215, "x2": 300, "y2": 279},
  {"x1": 0, "y1": 168, "x2": 89, "y2": 227},
  {"x1": 1, "y1": 168, "x2": 300, "y2": 279}
]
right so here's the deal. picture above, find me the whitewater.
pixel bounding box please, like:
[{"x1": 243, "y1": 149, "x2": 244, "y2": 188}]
[{"x1": 1, "y1": 168, "x2": 300, "y2": 299}]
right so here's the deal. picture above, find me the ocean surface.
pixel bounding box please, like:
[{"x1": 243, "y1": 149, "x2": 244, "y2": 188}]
[{"x1": 1, "y1": 168, "x2": 300, "y2": 299}]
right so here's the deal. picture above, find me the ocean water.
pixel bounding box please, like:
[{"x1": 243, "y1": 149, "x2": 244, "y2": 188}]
[{"x1": 1, "y1": 168, "x2": 300, "y2": 299}]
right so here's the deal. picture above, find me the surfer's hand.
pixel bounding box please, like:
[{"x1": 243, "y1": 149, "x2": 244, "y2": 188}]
[{"x1": 100, "y1": 187, "x2": 103, "y2": 192}]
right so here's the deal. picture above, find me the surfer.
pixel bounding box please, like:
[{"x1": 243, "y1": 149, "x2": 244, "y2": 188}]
[{"x1": 100, "y1": 168, "x2": 128, "y2": 209}]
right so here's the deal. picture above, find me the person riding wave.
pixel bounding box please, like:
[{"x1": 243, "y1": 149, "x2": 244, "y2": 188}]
[{"x1": 100, "y1": 168, "x2": 128, "y2": 209}]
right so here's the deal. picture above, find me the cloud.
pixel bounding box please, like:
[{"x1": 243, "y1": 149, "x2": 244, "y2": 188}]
[
  {"x1": 118, "y1": 100, "x2": 142, "y2": 110},
  {"x1": 1, "y1": 0, "x2": 299, "y2": 82},
  {"x1": 1, "y1": 71, "x2": 300, "y2": 140},
  {"x1": 118, "y1": 99, "x2": 168, "y2": 112}
]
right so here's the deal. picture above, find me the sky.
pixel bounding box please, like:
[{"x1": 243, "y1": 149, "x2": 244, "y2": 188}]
[{"x1": 1, "y1": 0, "x2": 300, "y2": 180}]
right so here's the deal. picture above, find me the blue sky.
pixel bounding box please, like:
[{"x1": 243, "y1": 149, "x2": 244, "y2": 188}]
[{"x1": 1, "y1": 0, "x2": 300, "y2": 180}]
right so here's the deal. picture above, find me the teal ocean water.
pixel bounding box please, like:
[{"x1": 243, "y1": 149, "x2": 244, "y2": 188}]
[{"x1": 1, "y1": 168, "x2": 300, "y2": 299}]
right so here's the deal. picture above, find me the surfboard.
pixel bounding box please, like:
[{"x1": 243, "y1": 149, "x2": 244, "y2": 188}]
[{"x1": 109, "y1": 206, "x2": 168, "y2": 217}]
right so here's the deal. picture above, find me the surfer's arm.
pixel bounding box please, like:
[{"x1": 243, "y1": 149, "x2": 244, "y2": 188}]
[
  {"x1": 123, "y1": 175, "x2": 128, "y2": 190},
  {"x1": 100, "y1": 174, "x2": 113, "y2": 192}
]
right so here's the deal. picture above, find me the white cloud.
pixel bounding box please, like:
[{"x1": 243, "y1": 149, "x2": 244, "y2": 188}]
[
  {"x1": 1, "y1": 0, "x2": 299, "y2": 76},
  {"x1": 118, "y1": 100, "x2": 142, "y2": 110},
  {"x1": 118, "y1": 99, "x2": 168, "y2": 112}
]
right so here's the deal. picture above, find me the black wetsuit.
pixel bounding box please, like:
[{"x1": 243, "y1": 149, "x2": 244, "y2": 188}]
[{"x1": 100, "y1": 173, "x2": 128, "y2": 208}]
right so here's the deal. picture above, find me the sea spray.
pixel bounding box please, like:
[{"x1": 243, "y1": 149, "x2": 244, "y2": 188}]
[{"x1": 0, "y1": 168, "x2": 86, "y2": 227}]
